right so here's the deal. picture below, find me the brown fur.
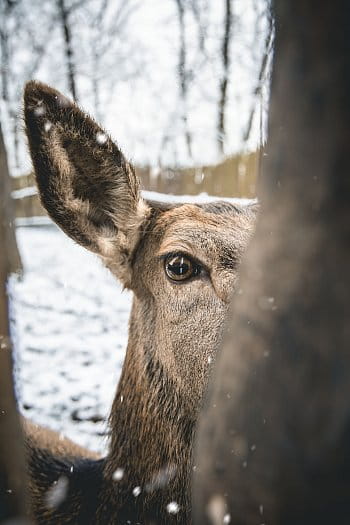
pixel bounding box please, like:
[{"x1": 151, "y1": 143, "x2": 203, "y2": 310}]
[{"x1": 23, "y1": 81, "x2": 257, "y2": 524}]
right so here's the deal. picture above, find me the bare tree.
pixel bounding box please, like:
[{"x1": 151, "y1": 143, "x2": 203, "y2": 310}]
[
  {"x1": 0, "y1": 120, "x2": 27, "y2": 523},
  {"x1": 0, "y1": 0, "x2": 55, "y2": 171},
  {"x1": 174, "y1": 0, "x2": 193, "y2": 159},
  {"x1": 217, "y1": 0, "x2": 232, "y2": 155},
  {"x1": 0, "y1": 122, "x2": 21, "y2": 273},
  {"x1": 189, "y1": 0, "x2": 208, "y2": 55},
  {"x1": 243, "y1": 1, "x2": 274, "y2": 144},
  {"x1": 194, "y1": 0, "x2": 350, "y2": 523},
  {"x1": 85, "y1": 0, "x2": 141, "y2": 122},
  {"x1": 57, "y1": 0, "x2": 78, "y2": 101},
  {"x1": 0, "y1": 0, "x2": 20, "y2": 169}
]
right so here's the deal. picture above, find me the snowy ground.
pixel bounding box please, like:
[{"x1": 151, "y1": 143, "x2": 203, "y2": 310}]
[{"x1": 11, "y1": 224, "x2": 132, "y2": 454}]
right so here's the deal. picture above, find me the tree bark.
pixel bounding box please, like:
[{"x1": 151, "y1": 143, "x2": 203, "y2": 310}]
[
  {"x1": 0, "y1": 122, "x2": 27, "y2": 522},
  {"x1": 194, "y1": 1, "x2": 350, "y2": 524}
]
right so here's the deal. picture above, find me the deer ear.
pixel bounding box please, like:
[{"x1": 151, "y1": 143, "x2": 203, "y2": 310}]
[{"x1": 24, "y1": 81, "x2": 150, "y2": 286}]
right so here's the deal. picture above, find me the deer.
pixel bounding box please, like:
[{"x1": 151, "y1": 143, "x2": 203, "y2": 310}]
[{"x1": 21, "y1": 81, "x2": 258, "y2": 524}]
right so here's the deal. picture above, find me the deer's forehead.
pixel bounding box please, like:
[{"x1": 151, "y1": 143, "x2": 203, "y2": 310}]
[{"x1": 154, "y1": 204, "x2": 252, "y2": 267}]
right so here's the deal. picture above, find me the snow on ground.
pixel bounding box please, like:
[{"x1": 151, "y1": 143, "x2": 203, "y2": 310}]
[
  {"x1": 11, "y1": 225, "x2": 132, "y2": 454},
  {"x1": 10, "y1": 194, "x2": 254, "y2": 455}
]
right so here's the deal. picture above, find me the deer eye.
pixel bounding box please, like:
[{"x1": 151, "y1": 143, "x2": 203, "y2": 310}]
[{"x1": 164, "y1": 254, "x2": 201, "y2": 282}]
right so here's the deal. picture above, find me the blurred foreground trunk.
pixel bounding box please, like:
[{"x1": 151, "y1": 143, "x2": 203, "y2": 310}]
[
  {"x1": 194, "y1": 1, "x2": 350, "y2": 524},
  {"x1": 0, "y1": 122, "x2": 27, "y2": 522}
]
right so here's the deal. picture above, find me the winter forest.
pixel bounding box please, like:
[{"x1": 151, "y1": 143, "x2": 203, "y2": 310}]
[
  {"x1": 1, "y1": 0, "x2": 349, "y2": 524},
  {"x1": 1, "y1": 0, "x2": 271, "y2": 172}
]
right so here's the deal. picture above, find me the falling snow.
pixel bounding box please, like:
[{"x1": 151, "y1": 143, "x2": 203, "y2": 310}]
[
  {"x1": 112, "y1": 468, "x2": 124, "y2": 481},
  {"x1": 45, "y1": 476, "x2": 69, "y2": 509},
  {"x1": 132, "y1": 486, "x2": 141, "y2": 497},
  {"x1": 166, "y1": 501, "x2": 180, "y2": 514}
]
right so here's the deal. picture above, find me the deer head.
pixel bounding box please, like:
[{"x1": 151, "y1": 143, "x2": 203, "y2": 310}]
[{"x1": 24, "y1": 82, "x2": 257, "y2": 418}]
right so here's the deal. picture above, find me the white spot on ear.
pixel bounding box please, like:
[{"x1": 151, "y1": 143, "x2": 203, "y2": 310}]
[
  {"x1": 56, "y1": 94, "x2": 70, "y2": 107},
  {"x1": 44, "y1": 121, "x2": 52, "y2": 132},
  {"x1": 34, "y1": 104, "x2": 46, "y2": 116},
  {"x1": 96, "y1": 132, "x2": 108, "y2": 144}
]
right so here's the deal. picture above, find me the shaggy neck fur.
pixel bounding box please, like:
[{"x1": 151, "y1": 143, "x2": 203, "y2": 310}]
[{"x1": 102, "y1": 299, "x2": 195, "y2": 523}]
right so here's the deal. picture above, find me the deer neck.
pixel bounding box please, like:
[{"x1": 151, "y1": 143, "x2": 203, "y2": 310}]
[{"x1": 104, "y1": 298, "x2": 195, "y2": 513}]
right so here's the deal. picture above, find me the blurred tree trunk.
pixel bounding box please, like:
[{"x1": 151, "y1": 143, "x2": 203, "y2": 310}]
[
  {"x1": 174, "y1": 0, "x2": 193, "y2": 159},
  {"x1": 217, "y1": 0, "x2": 232, "y2": 155},
  {"x1": 0, "y1": 0, "x2": 21, "y2": 171},
  {"x1": 0, "y1": 122, "x2": 27, "y2": 522},
  {"x1": 57, "y1": 0, "x2": 78, "y2": 101},
  {"x1": 194, "y1": 1, "x2": 350, "y2": 524},
  {"x1": 0, "y1": 122, "x2": 22, "y2": 274},
  {"x1": 0, "y1": 22, "x2": 10, "y2": 102}
]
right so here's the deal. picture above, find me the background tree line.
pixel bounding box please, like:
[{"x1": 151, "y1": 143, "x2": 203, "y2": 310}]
[{"x1": 0, "y1": 0, "x2": 272, "y2": 176}]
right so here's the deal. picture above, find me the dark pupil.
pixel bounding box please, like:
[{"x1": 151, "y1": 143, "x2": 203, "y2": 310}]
[{"x1": 168, "y1": 256, "x2": 191, "y2": 277}]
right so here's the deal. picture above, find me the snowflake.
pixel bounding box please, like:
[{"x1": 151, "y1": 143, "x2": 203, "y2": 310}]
[
  {"x1": 132, "y1": 486, "x2": 141, "y2": 497},
  {"x1": 45, "y1": 476, "x2": 69, "y2": 509},
  {"x1": 112, "y1": 468, "x2": 124, "y2": 481},
  {"x1": 166, "y1": 501, "x2": 180, "y2": 514}
]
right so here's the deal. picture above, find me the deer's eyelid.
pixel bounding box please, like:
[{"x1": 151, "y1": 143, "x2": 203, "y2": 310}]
[{"x1": 158, "y1": 251, "x2": 208, "y2": 272}]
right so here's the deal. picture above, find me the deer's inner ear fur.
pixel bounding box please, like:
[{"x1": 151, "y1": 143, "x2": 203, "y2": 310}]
[{"x1": 24, "y1": 80, "x2": 150, "y2": 287}]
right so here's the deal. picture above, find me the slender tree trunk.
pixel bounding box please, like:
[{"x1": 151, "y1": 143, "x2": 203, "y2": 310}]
[
  {"x1": 0, "y1": 122, "x2": 27, "y2": 522},
  {"x1": 217, "y1": 0, "x2": 232, "y2": 155},
  {"x1": 57, "y1": 0, "x2": 78, "y2": 101},
  {"x1": 90, "y1": 0, "x2": 108, "y2": 123},
  {"x1": 175, "y1": 0, "x2": 193, "y2": 160},
  {"x1": 194, "y1": 1, "x2": 350, "y2": 524},
  {"x1": 0, "y1": 122, "x2": 22, "y2": 274},
  {"x1": 243, "y1": 7, "x2": 273, "y2": 144},
  {"x1": 0, "y1": 27, "x2": 10, "y2": 102}
]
